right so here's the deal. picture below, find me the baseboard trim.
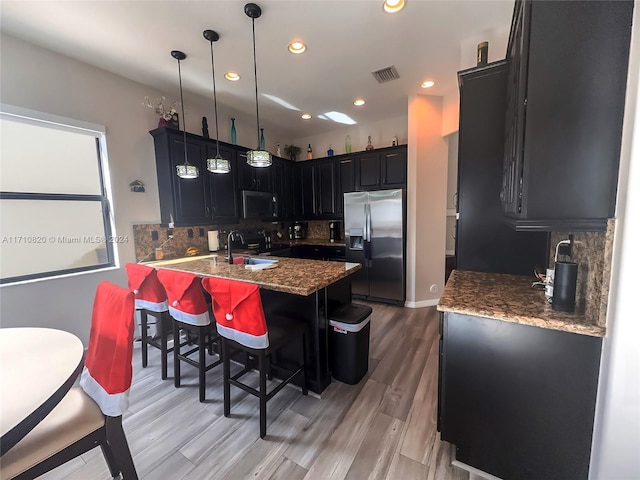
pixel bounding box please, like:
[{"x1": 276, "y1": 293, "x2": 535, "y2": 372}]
[
  {"x1": 451, "y1": 460, "x2": 503, "y2": 480},
  {"x1": 404, "y1": 298, "x2": 440, "y2": 308}
]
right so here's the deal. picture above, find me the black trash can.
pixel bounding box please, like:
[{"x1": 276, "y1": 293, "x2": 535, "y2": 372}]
[{"x1": 329, "y1": 303, "x2": 372, "y2": 384}]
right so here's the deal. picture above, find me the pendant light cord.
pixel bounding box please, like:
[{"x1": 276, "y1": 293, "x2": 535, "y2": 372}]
[
  {"x1": 251, "y1": 17, "x2": 260, "y2": 149},
  {"x1": 177, "y1": 58, "x2": 189, "y2": 166},
  {"x1": 209, "y1": 40, "x2": 221, "y2": 157}
]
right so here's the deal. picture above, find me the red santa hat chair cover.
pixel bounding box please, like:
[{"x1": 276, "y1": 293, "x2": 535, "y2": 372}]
[
  {"x1": 125, "y1": 263, "x2": 169, "y2": 313},
  {"x1": 201, "y1": 276, "x2": 268, "y2": 349},
  {"x1": 80, "y1": 281, "x2": 136, "y2": 416},
  {"x1": 156, "y1": 269, "x2": 210, "y2": 326}
]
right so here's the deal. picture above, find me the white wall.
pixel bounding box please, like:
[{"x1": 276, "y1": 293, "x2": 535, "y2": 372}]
[
  {"x1": 589, "y1": 1, "x2": 640, "y2": 477},
  {"x1": 406, "y1": 95, "x2": 448, "y2": 307},
  {"x1": 292, "y1": 114, "x2": 407, "y2": 158},
  {"x1": 0, "y1": 33, "x2": 290, "y2": 343}
]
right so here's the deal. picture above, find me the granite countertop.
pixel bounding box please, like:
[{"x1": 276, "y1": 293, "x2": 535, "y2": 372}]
[
  {"x1": 288, "y1": 238, "x2": 346, "y2": 247},
  {"x1": 437, "y1": 270, "x2": 605, "y2": 337},
  {"x1": 147, "y1": 255, "x2": 360, "y2": 296}
]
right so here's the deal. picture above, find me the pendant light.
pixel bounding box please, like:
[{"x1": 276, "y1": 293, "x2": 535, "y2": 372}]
[
  {"x1": 203, "y1": 30, "x2": 231, "y2": 174},
  {"x1": 244, "y1": 3, "x2": 272, "y2": 168},
  {"x1": 172, "y1": 50, "x2": 198, "y2": 179}
]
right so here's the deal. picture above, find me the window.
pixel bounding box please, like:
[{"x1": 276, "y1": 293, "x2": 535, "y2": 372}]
[{"x1": 0, "y1": 104, "x2": 117, "y2": 284}]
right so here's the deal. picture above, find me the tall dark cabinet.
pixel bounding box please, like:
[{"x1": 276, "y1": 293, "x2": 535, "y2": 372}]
[
  {"x1": 456, "y1": 61, "x2": 548, "y2": 274},
  {"x1": 501, "y1": 0, "x2": 633, "y2": 231}
]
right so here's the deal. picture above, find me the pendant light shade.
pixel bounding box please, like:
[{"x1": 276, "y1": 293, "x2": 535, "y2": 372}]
[
  {"x1": 203, "y1": 29, "x2": 231, "y2": 174},
  {"x1": 245, "y1": 3, "x2": 272, "y2": 168},
  {"x1": 172, "y1": 50, "x2": 199, "y2": 179}
]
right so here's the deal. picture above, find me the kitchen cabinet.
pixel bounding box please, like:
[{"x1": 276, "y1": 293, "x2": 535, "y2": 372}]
[
  {"x1": 315, "y1": 158, "x2": 339, "y2": 218},
  {"x1": 237, "y1": 153, "x2": 272, "y2": 192},
  {"x1": 151, "y1": 128, "x2": 240, "y2": 226},
  {"x1": 439, "y1": 311, "x2": 601, "y2": 480},
  {"x1": 354, "y1": 146, "x2": 407, "y2": 191},
  {"x1": 501, "y1": 0, "x2": 633, "y2": 231},
  {"x1": 456, "y1": 61, "x2": 548, "y2": 274},
  {"x1": 293, "y1": 161, "x2": 315, "y2": 219},
  {"x1": 337, "y1": 156, "x2": 355, "y2": 214},
  {"x1": 271, "y1": 156, "x2": 294, "y2": 220},
  {"x1": 204, "y1": 144, "x2": 239, "y2": 223}
]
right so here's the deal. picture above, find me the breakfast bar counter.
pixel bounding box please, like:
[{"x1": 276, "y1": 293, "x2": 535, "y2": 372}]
[
  {"x1": 148, "y1": 255, "x2": 360, "y2": 296},
  {"x1": 148, "y1": 255, "x2": 360, "y2": 394}
]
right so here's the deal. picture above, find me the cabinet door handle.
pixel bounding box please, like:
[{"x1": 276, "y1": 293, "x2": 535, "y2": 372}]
[
  {"x1": 340, "y1": 160, "x2": 352, "y2": 164},
  {"x1": 206, "y1": 206, "x2": 211, "y2": 216},
  {"x1": 386, "y1": 153, "x2": 398, "y2": 158}
]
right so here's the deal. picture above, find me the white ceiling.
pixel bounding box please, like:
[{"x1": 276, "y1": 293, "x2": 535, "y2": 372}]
[{"x1": 0, "y1": 0, "x2": 514, "y2": 138}]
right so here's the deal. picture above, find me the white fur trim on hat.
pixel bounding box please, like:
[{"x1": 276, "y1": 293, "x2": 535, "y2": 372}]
[
  {"x1": 216, "y1": 323, "x2": 269, "y2": 349},
  {"x1": 169, "y1": 306, "x2": 211, "y2": 326},
  {"x1": 80, "y1": 367, "x2": 130, "y2": 417},
  {"x1": 135, "y1": 298, "x2": 169, "y2": 313}
]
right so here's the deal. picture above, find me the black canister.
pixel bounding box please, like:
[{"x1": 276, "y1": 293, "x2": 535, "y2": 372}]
[
  {"x1": 552, "y1": 261, "x2": 578, "y2": 312},
  {"x1": 477, "y1": 41, "x2": 489, "y2": 66}
]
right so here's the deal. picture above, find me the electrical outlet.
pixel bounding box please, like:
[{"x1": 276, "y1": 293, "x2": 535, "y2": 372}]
[
  {"x1": 188, "y1": 229, "x2": 194, "y2": 238},
  {"x1": 167, "y1": 229, "x2": 173, "y2": 239},
  {"x1": 199, "y1": 228, "x2": 205, "y2": 237},
  {"x1": 151, "y1": 230, "x2": 159, "y2": 241}
]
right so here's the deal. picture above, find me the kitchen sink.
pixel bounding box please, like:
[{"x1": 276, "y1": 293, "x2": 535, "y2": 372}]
[{"x1": 244, "y1": 257, "x2": 278, "y2": 265}]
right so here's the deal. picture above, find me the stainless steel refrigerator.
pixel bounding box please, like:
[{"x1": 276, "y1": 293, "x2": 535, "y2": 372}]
[{"x1": 344, "y1": 189, "x2": 406, "y2": 305}]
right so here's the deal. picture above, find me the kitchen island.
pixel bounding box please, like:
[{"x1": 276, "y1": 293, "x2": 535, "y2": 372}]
[
  {"x1": 149, "y1": 255, "x2": 361, "y2": 393},
  {"x1": 437, "y1": 270, "x2": 603, "y2": 480}
]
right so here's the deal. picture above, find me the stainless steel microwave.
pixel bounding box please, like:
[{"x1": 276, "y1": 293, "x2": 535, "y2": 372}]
[{"x1": 241, "y1": 190, "x2": 278, "y2": 220}]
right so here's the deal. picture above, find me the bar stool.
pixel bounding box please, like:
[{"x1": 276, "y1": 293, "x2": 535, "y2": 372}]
[
  {"x1": 202, "y1": 277, "x2": 307, "y2": 438},
  {"x1": 125, "y1": 263, "x2": 173, "y2": 380},
  {"x1": 156, "y1": 269, "x2": 221, "y2": 402}
]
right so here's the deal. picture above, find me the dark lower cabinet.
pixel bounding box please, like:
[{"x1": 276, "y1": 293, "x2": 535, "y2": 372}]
[{"x1": 438, "y1": 312, "x2": 602, "y2": 480}]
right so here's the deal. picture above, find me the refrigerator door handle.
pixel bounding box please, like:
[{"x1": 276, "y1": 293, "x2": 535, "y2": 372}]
[
  {"x1": 363, "y1": 204, "x2": 368, "y2": 241},
  {"x1": 365, "y1": 203, "x2": 372, "y2": 263}
]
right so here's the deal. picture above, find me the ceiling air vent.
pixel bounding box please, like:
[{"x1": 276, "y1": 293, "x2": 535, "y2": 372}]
[{"x1": 372, "y1": 65, "x2": 400, "y2": 84}]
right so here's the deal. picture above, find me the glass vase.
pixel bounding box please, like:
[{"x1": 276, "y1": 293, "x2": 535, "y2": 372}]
[{"x1": 230, "y1": 118, "x2": 237, "y2": 145}]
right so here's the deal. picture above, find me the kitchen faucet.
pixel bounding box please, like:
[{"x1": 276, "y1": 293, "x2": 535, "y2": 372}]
[{"x1": 227, "y1": 230, "x2": 244, "y2": 264}]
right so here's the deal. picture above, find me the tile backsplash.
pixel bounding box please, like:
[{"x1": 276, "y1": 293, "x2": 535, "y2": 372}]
[
  {"x1": 549, "y1": 218, "x2": 615, "y2": 328},
  {"x1": 132, "y1": 219, "x2": 339, "y2": 261}
]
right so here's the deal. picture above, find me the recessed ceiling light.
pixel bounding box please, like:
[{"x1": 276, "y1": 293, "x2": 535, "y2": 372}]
[
  {"x1": 224, "y1": 72, "x2": 240, "y2": 81},
  {"x1": 353, "y1": 99, "x2": 366, "y2": 106},
  {"x1": 301, "y1": 113, "x2": 312, "y2": 119},
  {"x1": 383, "y1": 0, "x2": 405, "y2": 13},
  {"x1": 288, "y1": 41, "x2": 306, "y2": 54},
  {"x1": 421, "y1": 80, "x2": 435, "y2": 89}
]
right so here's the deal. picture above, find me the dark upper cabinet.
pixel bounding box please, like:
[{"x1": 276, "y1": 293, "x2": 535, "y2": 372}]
[
  {"x1": 315, "y1": 158, "x2": 338, "y2": 218},
  {"x1": 152, "y1": 128, "x2": 209, "y2": 226},
  {"x1": 151, "y1": 128, "x2": 240, "y2": 226},
  {"x1": 205, "y1": 143, "x2": 238, "y2": 223},
  {"x1": 355, "y1": 146, "x2": 407, "y2": 191},
  {"x1": 237, "y1": 154, "x2": 272, "y2": 192},
  {"x1": 337, "y1": 157, "x2": 355, "y2": 214},
  {"x1": 271, "y1": 156, "x2": 294, "y2": 220},
  {"x1": 293, "y1": 161, "x2": 316, "y2": 219},
  {"x1": 502, "y1": 0, "x2": 633, "y2": 231},
  {"x1": 456, "y1": 61, "x2": 548, "y2": 275}
]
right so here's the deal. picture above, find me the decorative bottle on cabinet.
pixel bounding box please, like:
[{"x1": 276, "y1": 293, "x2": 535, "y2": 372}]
[
  {"x1": 366, "y1": 136, "x2": 374, "y2": 150},
  {"x1": 260, "y1": 128, "x2": 265, "y2": 149},
  {"x1": 230, "y1": 117, "x2": 237, "y2": 145},
  {"x1": 307, "y1": 144, "x2": 313, "y2": 160},
  {"x1": 327, "y1": 145, "x2": 334, "y2": 156},
  {"x1": 345, "y1": 135, "x2": 352, "y2": 153}
]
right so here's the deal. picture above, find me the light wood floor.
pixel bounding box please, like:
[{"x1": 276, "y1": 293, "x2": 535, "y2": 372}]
[{"x1": 41, "y1": 303, "x2": 478, "y2": 480}]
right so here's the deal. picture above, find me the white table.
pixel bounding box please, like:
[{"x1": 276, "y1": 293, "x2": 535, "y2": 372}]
[{"x1": 0, "y1": 328, "x2": 84, "y2": 455}]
